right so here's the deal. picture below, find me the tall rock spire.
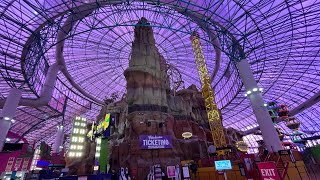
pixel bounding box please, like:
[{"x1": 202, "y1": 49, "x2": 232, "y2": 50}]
[
  {"x1": 133, "y1": 17, "x2": 156, "y2": 45},
  {"x1": 125, "y1": 18, "x2": 168, "y2": 108},
  {"x1": 121, "y1": 18, "x2": 180, "y2": 174}
]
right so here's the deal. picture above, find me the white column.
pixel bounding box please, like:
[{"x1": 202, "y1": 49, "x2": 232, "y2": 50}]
[
  {"x1": 52, "y1": 125, "x2": 64, "y2": 153},
  {"x1": 236, "y1": 59, "x2": 282, "y2": 152},
  {"x1": 0, "y1": 88, "x2": 22, "y2": 151}
]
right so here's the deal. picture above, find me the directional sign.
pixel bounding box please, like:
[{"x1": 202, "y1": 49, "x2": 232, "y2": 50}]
[{"x1": 257, "y1": 162, "x2": 280, "y2": 180}]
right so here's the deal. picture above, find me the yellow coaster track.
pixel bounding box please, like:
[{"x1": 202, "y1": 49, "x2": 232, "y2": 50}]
[{"x1": 190, "y1": 32, "x2": 227, "y2": 151}]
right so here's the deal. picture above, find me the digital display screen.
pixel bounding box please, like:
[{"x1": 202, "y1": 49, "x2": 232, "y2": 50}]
[
  {"x1": 36, "y1": 160, "x2": 50, "y2": 167},
  {"x1": 214, "y1": 160, "x2": 232, "y2": 170}
]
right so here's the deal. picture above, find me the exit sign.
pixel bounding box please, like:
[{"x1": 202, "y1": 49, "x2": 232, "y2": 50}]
[{"x1": 257, "y1": 162, "x2": 280, "y2": 180}]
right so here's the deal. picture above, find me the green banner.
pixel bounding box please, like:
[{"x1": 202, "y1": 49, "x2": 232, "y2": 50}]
[{"x1": 99, "y1": 138, "x2": 108, "y2": 173}]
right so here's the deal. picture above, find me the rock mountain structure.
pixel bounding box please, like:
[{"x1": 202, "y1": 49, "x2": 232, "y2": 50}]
[{"x1": 96, "y1": 18, "x2": 242, "y2": 178}]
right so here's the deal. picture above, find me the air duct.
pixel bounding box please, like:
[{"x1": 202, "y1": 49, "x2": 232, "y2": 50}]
[{"x1": 0, "y1": 63, "x2": 63, "y2": 108}]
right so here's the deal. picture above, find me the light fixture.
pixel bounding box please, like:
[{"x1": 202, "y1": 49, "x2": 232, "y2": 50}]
[
  {"x1": 182, "y1": 132, "x2": 193, "y2": 139},
  {"x1": 4, "y1": 117, "x2": 11, "y2": 121},
  {"x1": 11, "y1": 119, "x2": 15, "y2": 123},
  {"x1": 244, "y1": 94, "x2": 248, "y2": 97},
  {"x1": 253, "y1": 88, "x2": 258, "y2": 92},
  {"x1": 263, "y1": 103, "x2": 268, "y2": 107},
  {"x1": 247, "y1": 90, "x2": 252, "y2": 94},
  {"x1": 259, "y1": 88, "x2": 263, "y2": 92},
  {"x1": 236, "y1": 141, "x2": 249, "y2": 152},
  {"x1": 6, "y1": 138, "x2": 10, "y2": 142}
]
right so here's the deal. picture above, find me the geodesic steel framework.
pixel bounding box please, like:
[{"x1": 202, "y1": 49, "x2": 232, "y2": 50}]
[{"x1": 0, "y1": 0, "x2": 320, "y2": 152}]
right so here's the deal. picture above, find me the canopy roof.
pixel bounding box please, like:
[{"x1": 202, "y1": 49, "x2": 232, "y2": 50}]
[{"x1": 1, "y1": 0, "x2": 319, "y2": 151}]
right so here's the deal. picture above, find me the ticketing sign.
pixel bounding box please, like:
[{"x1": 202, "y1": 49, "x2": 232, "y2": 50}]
[{"x1": 139, "y1": 135, "x2": 172, "y2": 149}]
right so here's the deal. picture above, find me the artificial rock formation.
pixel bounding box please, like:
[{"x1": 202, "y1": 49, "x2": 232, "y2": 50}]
[
  {"x1": 97, "y1": 18, "x2": 243, "y2": 179},
  {"x1": 123, "y1": 17, "x2": 180, "y2": 176}
]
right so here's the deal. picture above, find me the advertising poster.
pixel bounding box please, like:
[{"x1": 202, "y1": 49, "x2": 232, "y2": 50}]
[
  {"x1": 167, "y1": 166, "x2": 176, "y2": 178},
  {"x1": 139, "y1": 135, "x2": 172, "y2": 149},
  {"x1": 182, "y1": 166, "x2": 190, "y2": 178}
]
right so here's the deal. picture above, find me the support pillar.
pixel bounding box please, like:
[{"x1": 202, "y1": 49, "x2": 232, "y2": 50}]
[
  {"x1": 236, "y1": 59, "x2": 282, "y2": 152},
  {"x1": 0, "y1": 88, "x2": 22, "y2": 151},
  {"x1": 53, "y1": 125, "x2": 64, "y2": 153}
]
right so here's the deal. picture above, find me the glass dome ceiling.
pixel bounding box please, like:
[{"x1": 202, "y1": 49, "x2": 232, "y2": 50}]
[{"x1": 0, "y1": 0, "x2": 319, "y2": 150}]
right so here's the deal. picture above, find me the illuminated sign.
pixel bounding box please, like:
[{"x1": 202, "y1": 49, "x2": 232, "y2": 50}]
[
  {"x1": 182, "y1": 132, "x2": 192, "y2": 139},
  {"x1": 36, "y1": 160, "x2": 50, "y2": 167},
  {"x1": 236, "y1": 141, "x2": 249, "y2": 152},
  {"x1": 214, "y1": 160, "x2": 232, "y2": 170},
  {"x1": 139, "y1": 135, "x2": 172, "y2": 149},
  {"x1": 257, "y1": 162, "x2": 280, "y2": 180}
]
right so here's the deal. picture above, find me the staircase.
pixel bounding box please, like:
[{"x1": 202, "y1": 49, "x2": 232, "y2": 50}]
[
  {"x1": 264, "y1": 152, "x2": 272, "y2": 162},
  {"x1": 276, "y1": 156, "x2": 289, "y2": 179}
]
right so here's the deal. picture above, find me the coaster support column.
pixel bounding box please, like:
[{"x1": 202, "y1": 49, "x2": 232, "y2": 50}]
[
  {"x1": 236, "y1": 59, "x2": 282, "y2": 152},
  {"x1": 0, "y1": 88, "x2": 22, "y2": 151}
]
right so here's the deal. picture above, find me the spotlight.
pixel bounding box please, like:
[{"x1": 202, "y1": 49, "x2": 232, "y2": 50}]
[
  {"x1": 11, "y1": 119, "x2": 15, "y2": 123},
  {"x1": 244, "y1": 94, "x2": 248, "y2": 97},
  {"x1": 253, "y1": 88, "x2": 258, "y2": 92},
  {"x1": 263, "y1": 103, "x2": 268, "y2": 107},
  {"x1": 259, "y1": 88, "x2": 263, "y2": 92},
  {"x1": 6, "y1": 138, "x2": 10, "y2": 142},
  {"x1": 247, "y1": 90, "x2": 252, "y2": 95},
  {"x1": 4, "y1": 117, "x2": 11, "y2": 121}
]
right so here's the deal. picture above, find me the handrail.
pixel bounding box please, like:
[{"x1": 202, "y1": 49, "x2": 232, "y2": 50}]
[
  {"x1": 281, "y1": 162, "x2": 290, "y2": 180},
  {"x1": 276, "y1": 155, "x2": 281, "y2": 165},
  {"x1": 275, "y1": 155, "x2": 289, "y2": 180},
  {"x1": 264, "y1": 152, "x2": 272, "y2": 162}
]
